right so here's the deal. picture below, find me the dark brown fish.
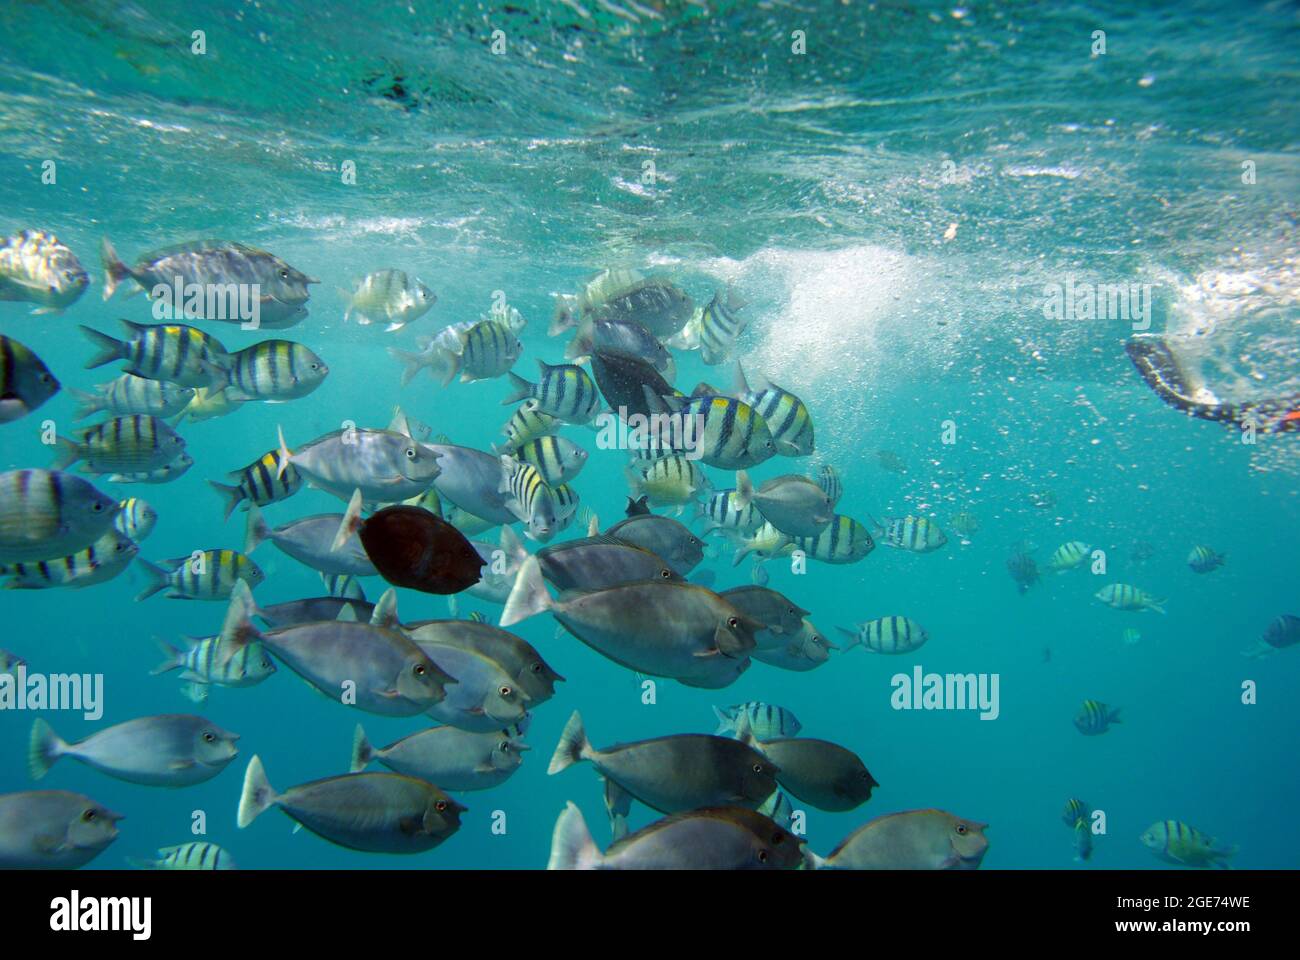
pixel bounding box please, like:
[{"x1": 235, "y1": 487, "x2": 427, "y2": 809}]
[{"x1": 336, "y1": 494, "x2": 483, "y2": 595}]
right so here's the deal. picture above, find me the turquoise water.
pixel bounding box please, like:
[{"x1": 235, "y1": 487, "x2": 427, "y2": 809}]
[{"x1": 1, "y1": 0, "x2": 1298, "y2": 870}]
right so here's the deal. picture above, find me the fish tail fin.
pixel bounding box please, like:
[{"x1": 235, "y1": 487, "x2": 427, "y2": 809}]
[
  {"x1": 208, "y1": 481, "x2": 244, "y2": 522},
  {"x1": 69, "y1": 388, "x2": 103, "y2": 421},
  {"x1": 804, "y1": 849, "x2": 830, "y2": 870},
  {"x1": 28, "y1": 718, "x2": 65, "y2": 780},
  {"x1": 1149, "y1": 599, "x2": 1167, "y2": 615},
  {"x1": 732, "y1": 542, "x2": 753, "y2": 566},
  {"x1": 712, "y1": 705, "x2": 734, "y2": 736},
  {"x1": 331, "y1": 488, "x2": 364, "y2": 553},
  {"x1": 733, "y1": 360, "x2": 750, "y2": 396},
  {"x1": 49, "y1": 437, "x2": 80, "y2": 471},
  {"x1": 734, "y1": 469, "x2": 753, "y2": 509},
  {"x1": 220, "y1": 580, "x2": 266, "y2": 647},
  {"x1": 387, "y1": 347, "x2": 426, "y2": 388},
  {"x1": 78, "y1": 325, "x2": 126, "y2": 369},
  {"x1": 835, "y1": 626, "x2": 861, "y2": 652},
  {"x1": 499, "y1": 556, "x2": 552, "y2": 627},
  {"x1": 550, "y1": 295, "x2": 579, "y2": 338},
  {"x1": 336, "y1": 287, "x2": 354, "y2": 321},
  {"x1": 547, "y1": 802, "x2": 602, "y2": 870},
  {"x1": 99, "y1": 237, "x2": 131, "y2": 300},
  {"x1": 237, "y1": 755, "x2": 277, "y2": 828},
  {"x1": 501, "y1": 372, "x2": 534, "y2": 406},
  {"x1": 150, "y1": 637, "x2": 184, "y2": 675},
  {"x1": 133, "y1": 559, "x2": 168, "y2": 602},
  {"x1": 548, "y1": 709, "x2": 589, "y2": 774},
  {"x1": 125, "y1": 856, "x2": 161, "y2": 870},
  {"x1": 1108, "y1": 707, "x2": 1123, "y2": 724},
  {"x1": 350, "y1": 724, "x2": 374, "y2": 773}
]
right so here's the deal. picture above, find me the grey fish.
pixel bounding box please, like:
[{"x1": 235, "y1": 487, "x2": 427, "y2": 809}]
[
  {"x1": 0, "y1": 335, "x2": 59, "y2": 422},
  {"x1": 29, "y1": 715, "x2": 239, "y2": 787},
  {"x1": 0, "y1": 229, "x2": 89, "y2": 314},
  {"x1": 463, "y1": 526, "x2": 530, "y2": 605},
  {"x1": 237, "y1": 755, "x2": 463, "y2": 854},
  {"x1": 276, "y1": 425, "x2": 441, "y2": 504},
  {"x1": 535, "y1": 534, "x2": 683, "y2": 591},
  {"x1": 0, "y1": 790, "x2": 122, "y2": 869},
  {"x1": 410, "y1": 638, "x2": 531, "y2": 732},
  {"x1": 549, "y1": 711, "x2": 779, "y2": 829},
  {"x1": 502, "y1": 557, "x2": 759, "y2": 687},
  {"x1": 548, "y1": 802, "x2": 803, "y2": 870},
  {"x1": 256, "y1": 596, "x2": 375, "y2": 628},
  {"x1": 351, "y1": 723, "x2": 529, "y2": 792},
  {"x1": 0, "y1": 469, "x2": 119, "y2": 563},
  {"x1": 427, "y1": 442, "x2": 519, "y2": 525},
  {"x1": 101, "y1": 237, "x2": 317, "y2": 325},
  {"x1": 586, "y1": 276, "x2": 695, "y2": 340},
  {"x1": 244, "y1": 504, "x2": 376, "y2": 577},
  {"x1": 604, "y1": 514, "x2": 705, "y2": 575},
  {"x1": 751, "y1": 618, "x2": 835, "y2": 672},
  {"x1": 734, "y1": 715, "x2": 875, "y2": 812},
  {"x1": 566, "y1": 316, "x2": 676, "y2": 380},
  {"x1": 735, "y1": 471, "x2": 834, "y2": 538},
  {"x1": 718, "y1": 586, "x2": 810, "y2": 639},
  {"x1": 810, "y1": 809, "x2": 990, "y2": 870},
  {"x1": 403, "y1": 618, "x2": 563, "y2": 705}
]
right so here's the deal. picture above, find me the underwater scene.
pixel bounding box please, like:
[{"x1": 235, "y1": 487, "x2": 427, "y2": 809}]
[{"x1": 0, "y1": 0, "x2": 1297, "y2": 874}]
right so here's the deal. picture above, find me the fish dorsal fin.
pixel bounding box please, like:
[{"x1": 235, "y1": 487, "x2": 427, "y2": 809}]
[
  {"x1": 371, "y1": 588, "x2": 399, "y2": 628},
  {"x1": 387, "y1": 407, "x2": 413, "y2": 438}
]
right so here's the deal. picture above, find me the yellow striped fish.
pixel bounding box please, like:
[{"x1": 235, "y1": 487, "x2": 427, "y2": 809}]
[
  {"x1": 502, "y1": 360, "x2": 601, "y2": 424},
  {"x1": 626, "y1": 453, "x2": 709, "y2": 508},
  {"x1": 1187, "y1": 545, "x2": 1225, "y2": 573},
  {"x1": 654, "y1": 394, "x2": 776, "y2": 470},
  {"x1": 734, "y1": 363, "x2": 814, "y2": 457},
  {"x1": 72, "y1": 373, "x2": 194, "y2": 421},
  {"x1": 136, "y1": 549, "x2": 264, "y2": 601},
  {"x1": 0, "y1": 528, "x2": 138, "y2": 590},
  {"x1": 790, "y1": 515, "x2": 875, "y2": 564},
  {"x1": 1073, "y1": 699, "x2": 1121, "y2": 736},
  {"x1": 51, "y1": 415, "x2": 187, "y2": 475},
  {"x1": 501, "y1": 404, "x2": 559, "y2": 449},
  {"x1": 339, "y1": 269, "x2": 435, "y2": 331},
  {"x1": 0, "y1": 469, "x2": 120, "y2": 562},
  {"x1": 1139, "y1": 820, "x2": 1237, "y2": 869},
  {"x1": 871, "y1": 514, "x2": 947, "y2": 552},
  {"x1": 127, "y1": 842, "x2": 237, "y2": 870},
  {"x1": 499, "y1": 454, "x2": 558, "y2": 542},
  {"x1": 114, "y1": 498, "x2": 156, "y2": 542},
  {"x1": 0, "y1": 335, "x2": 59, "y2": 422},
  {"x1": 1094, "y1": 583, "x2": 1165, "y2": 614},
  {"x1": 209, "y1": 449, "x2": 303, "y2": 520},
  {"x1": 1047, "y1": 540, "x2": 1090, "y2": 572},
  {"x1": 223, "y1": 339, "x2": 328, "y2": 401},
  {"x1": 80, "y1": 319, "x2": 230, "y2": 389},
  {"x1": 515, "y1": 435, "x2": 588, "y2": 485},
  {"x1": 838, "y1": 615, "x2": 928, "y2": 654},
  {"x1": 1062, "y1": 798, "x2": 1091, "y2": 827}
]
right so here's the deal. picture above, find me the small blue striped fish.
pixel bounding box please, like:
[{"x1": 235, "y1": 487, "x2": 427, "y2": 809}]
[{"x1": 713, "y1": 702, "x2": 803, "y2": 741}]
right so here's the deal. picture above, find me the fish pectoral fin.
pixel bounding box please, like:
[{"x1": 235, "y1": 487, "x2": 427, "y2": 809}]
[
  {"x1": 473, "y1": 762, "x2": 497, "y2": 774},
  {"x1": 373, "y1": 688, "x2": 400, "y2": 699},
  {"x1": 693, "y1": 648, "x2": 722, "y2": 658},
  {"x1": 169, "y1": 759, "x2": 196, "y2": 770},
  {"x1": 33, "y1": 833, "x2": 68, "y2": 854}
]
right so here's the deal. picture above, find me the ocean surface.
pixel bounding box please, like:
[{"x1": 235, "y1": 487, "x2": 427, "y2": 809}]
[{"x1": 1, "y1": 0, "x2": 1297, "y2": 870}]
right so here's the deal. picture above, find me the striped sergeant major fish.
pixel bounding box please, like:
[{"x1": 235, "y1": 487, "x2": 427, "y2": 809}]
[
  {"x1": 114, "y1": 498, "x2": 157, "y2": 542},
  {"x1": 500, "y1": 404, "x2": 559, "y2": 450},
  {"x1": 499, "y1": 454, "x2": 558, "y2": 542},
  {"x1": 733, "y1": 363, "x2": 814, "y2": 456},
  {"x1": 0, "y1": 528, "x2": 138, "y2": 590},
  {"x1": 513, "y1": 435, "x2": 588, "y2": 485},
  {"x1": 72, "y1": 373, "x2": 194, "y2": 421},
  {"x1": 1126, "y1": 334, "x2": 1300, "y2": 434},
  {"x1": 697, "y1": 489, "x2": 763, "y2": 536},
  {"x1": 1073, "y1": 699, "x2": 1121, "y2": 736},
  {"x1": 339, "y1": 269, "x2": 435, "y2": 332},
  {"x1": 0, "y1": 469, "x2": 120, "y2": 563},
  {"x1": 626, "y1": 453, "x2": 710, "y2": 509},
  {"x1": 128, "y1": 841, "x2": 237, "y2": 871},
  {"x1": 443, "y1": 318, "x2": 522, "y2": 384},
  {"x1": 551, "y1": 483, "x2": 580, "y2": 523},
  {"x1": 502, "y1": 360, "x2": 602, "y2": 424},
  {"x1": 669, "y1": 289, "x2": 749, "y2": 366},
  {"x1": 80, "y1": 319, "x2": 231, "y2": 389},
  {"x1": 837, "y1": 615, "x2": 928, "y2": 655},
  {"x1": 1139, "y1": 820, "x2": 1237, "y2": 870},
  {"x1": 645, "y1": 392, "x2": 776, "y2": 470},
  {"x1": 222, "y1": 340, "x2": 329, "y2": 402},
  {"x1": 209, "y1": 449, "x2": 303, "y2": 520},
  {"x1": 1187, "y1": 545, "x2": 1225, "y2": 573},
  {"x1": 136, "y1": 549, "x2": 265, "y2": 602},
  {"x1": 1094, "y1": 583, "x2": 1165, "y2": 614},
  {"x1": 1062, "y1": 798, "x2": 1091, "y2": 828},
  {"x1": 0, "y1": 335, "x2": 59, "y2": 422},
  {"x1": 108, "y1": 453, "x2": 193, "y2": 484},
  {"x1": 789, "y1": 515, "x2": 875, "y2": 565},
  {"x1": 1047, "y1": 540, "x2": 1090, "y2": 573},
  {"x1": 51, "y1": 415, "x2": 187, "y2": 475},
  {"x1": 713, "y1": 702, "x2": 802, "y2": 741},
  {"x1": 1073, "y1": 817, "x2": 1093, "y2": 862},
  {"x1": 869, "y1": 514, "x2": 948, "y2": 553},
  {"x1": 0, "y1": 229, "x2": 88, "y2": 314},
  {"x1": 816, "y1": 464, "x2": 842, "y2": 508},
  {"x1": 322, "y1": 572, "x2": 367, "y2": 601},
  {"x1": 152, "y1": 595, "x2": 276, "y2": 688}
]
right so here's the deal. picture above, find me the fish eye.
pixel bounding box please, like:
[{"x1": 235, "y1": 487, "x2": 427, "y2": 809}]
[
  {"x1": 202, "y1": 732, "x2": 216, "y2": 743},
  {"x1": 405, "y1": 447, "x2": 417, "y2": 460},
  {"x1": 530, "y1": 662, "x2": 543, "y2": 673},
  {"x1": 82, "y1": 809, "x2": 97, "y2": 822},
  {"x1": 499, "y1": 740, "x2": 510, "y2": 751},
  {"x1": 278, "y1": 269, "x2": 289, "y2": 279},
  {"x1": 660, "y1": 568, "x2": 672, "y2": 578},
  {"x1": 92, "y1": 502, "x2": 104, "y2": 512},
  {"x1": 728, "y1": 617, "x2": 739, "y2": 628},
  {"x1": 752, "y1": 762, "x2": 763, "y2": 773},
  {"x1": 956, "y1": 823, "x2": 968, "y2": 835},
  {"x1": 498, "y1": 685, "x2": 512, "y2": 697},
  {"x1": 435, "y1": 800, "x2": 448, "y2": 812},
  {"x1": 757, "y1": 849, "x2": 769, "y2": 862},
  {"x1": 414, "y1": 663, "x2": 427, "y2": 676}
]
